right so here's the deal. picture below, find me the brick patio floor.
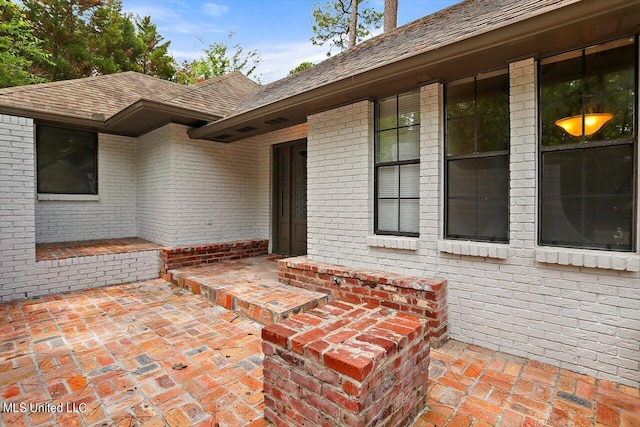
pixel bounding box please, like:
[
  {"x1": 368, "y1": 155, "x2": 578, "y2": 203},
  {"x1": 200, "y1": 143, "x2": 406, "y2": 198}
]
[
  {"x1": 1, "y1": 276, "x2": 638, "y2": 426},
  {"x1": 36, "y1": 238, "x2": 163, "y2": 261}
]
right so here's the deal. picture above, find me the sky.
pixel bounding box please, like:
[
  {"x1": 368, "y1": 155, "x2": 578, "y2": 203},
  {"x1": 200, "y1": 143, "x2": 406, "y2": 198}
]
[{"x1": 121, "y1": 0, "x2": 459, "y2": 83}]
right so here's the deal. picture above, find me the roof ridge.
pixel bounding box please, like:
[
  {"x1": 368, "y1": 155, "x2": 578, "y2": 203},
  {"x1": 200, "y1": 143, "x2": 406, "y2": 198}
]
[
  {"x1": 0, "y1": 71, "x2": 183, "y2": 95},
  {"x1": 162, "y1": 71, "x2": 260, "y2": 108}
]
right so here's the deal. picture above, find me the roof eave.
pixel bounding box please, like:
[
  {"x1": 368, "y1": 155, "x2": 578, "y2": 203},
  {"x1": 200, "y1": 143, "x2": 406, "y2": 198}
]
[
  {"x1": 0, "y1": 105, "x2": 105, "y2": 131},
  {"x1": 189, "y1": 0, "x2": 640, "y2": 142},
  {"x1": 104, "y1": 99, "x2": 223, "y2": 136}
]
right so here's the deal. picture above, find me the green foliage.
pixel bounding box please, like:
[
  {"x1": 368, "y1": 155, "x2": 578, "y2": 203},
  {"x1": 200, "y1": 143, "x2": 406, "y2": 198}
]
[
  {"x1": 90, "y1": 0, "x2": 142, "y2": 75},
  {"x1": 0, "y1": 0, "x2": 50, "y2": 87},
  {"x1": 311, "y1": 0, "x2": 382, "y2": 55},
  {"x1": 289, "y1": 61, "x2": 314, "y2": 75},
  {"x1": 136, "y1": 16, "x2": 175, "y2": 80},
  {"x1": 175, "y1": 33, "x2": 261, "y2": 84},
  {"x1": 14, "y1": 0, "x2": 174, "y2": 84},
  {"x1": 22, "y1": 0, "x2": 101, "y2": 80}
]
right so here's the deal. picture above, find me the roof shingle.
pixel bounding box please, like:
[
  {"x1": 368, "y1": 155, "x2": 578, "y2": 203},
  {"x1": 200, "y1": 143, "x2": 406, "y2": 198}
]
[{"x1": 230, "y1": 0, "x2": 573, "y2": 116}]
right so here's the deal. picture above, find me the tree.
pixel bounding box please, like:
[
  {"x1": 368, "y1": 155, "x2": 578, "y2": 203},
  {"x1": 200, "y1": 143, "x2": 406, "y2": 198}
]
[
  {"x1": 383, "y1": 0, "x2": 397, "y2": 33},
  {"x1": 89, "y1": 0, "x2": 142, "y2": 75},
  {"x1": 0, "y1": 0, "x2": 50, "y2": 87},
  {"x1": 311, "y1": 0, "x2": 382, "y2": 55},
  {"x1": 19, "y1": 0, "x2": 175, "y2": 83},
  {"x1": 22, "y1": 0, "x2": 101, "y2": 80},
  {"x1": 174, "y1": 33, "x2": 261, "y2": 84},
  {"x1": 289, "y1": 61, "x2": 314, "y2": 75},
  {"x1": 136, "y1": 16, "x2": 175, "y2": 80}
]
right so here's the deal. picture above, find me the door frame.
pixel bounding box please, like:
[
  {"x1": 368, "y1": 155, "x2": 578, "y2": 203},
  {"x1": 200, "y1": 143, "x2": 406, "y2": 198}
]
[{"x1": 272, "y1": 138, "x2": 307, "y2": 255}]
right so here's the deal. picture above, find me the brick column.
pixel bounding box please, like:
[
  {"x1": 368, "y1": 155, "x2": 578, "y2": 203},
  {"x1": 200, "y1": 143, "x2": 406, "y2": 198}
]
[
  {"x1": 509, "y1": 58, "x2": 537, "y2": 256},
  {"x1": 262, "y1": 301, "x2": 430, "y2": 426},
  {"x1": 0, "y1": 115, "x2": 36, "y2": 301},
  {"x1": 420, "y1": 82, "x2": 443, "y2": 252}
]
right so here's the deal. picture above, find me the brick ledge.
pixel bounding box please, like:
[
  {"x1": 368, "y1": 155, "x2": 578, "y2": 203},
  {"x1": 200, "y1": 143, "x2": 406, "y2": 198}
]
[
  {"x1": 535, "y1": 247, "x2": 640, "y2": 272},
  {"x1": 437, "y1": 239, "x2": 509, "y2": 259}
]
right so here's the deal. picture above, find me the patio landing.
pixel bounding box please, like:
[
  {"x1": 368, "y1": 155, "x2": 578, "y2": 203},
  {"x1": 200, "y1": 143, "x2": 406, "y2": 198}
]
[
  {"x1": 164, "y1": 256, "x2": 329, "y2": 325},
  {"x1": 1, "y1": 278, "x2": 638, "y2": 427}
]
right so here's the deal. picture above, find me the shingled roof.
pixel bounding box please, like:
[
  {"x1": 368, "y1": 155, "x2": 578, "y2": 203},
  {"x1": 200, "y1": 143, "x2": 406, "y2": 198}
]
[
  {"x1": 0, "y1": 70, "x2": 259, "y2": 134},
  {"x1": 2, "y1": 0, "x2": 637, "y2": 141},
  {"x1": 167, "y1": 72, "x2": 260, "y2": 117},
  {"x1": 231, "y1": 0, "x2": 572, "y2": 115},
  {"x1": 0, "y1": 72, "x2": 186, "y2": 122},
  {"x1": 191, "y1": 0, "x2": 598, "y2": 140}
]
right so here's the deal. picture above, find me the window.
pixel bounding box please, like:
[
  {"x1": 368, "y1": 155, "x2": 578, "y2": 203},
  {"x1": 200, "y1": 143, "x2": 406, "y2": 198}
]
[
  {"x1": 445, "y1": 70, "x2": 510, "y2": 242},
  {"x1": 36, "y1": 125, "x2": 98, "y2": 194},
  {"x1": 539, "y1": 37, "x2": 636, "y2": 251},
  {"x1": 374, "y1": 91, "x2": 420, "y2": 236}
]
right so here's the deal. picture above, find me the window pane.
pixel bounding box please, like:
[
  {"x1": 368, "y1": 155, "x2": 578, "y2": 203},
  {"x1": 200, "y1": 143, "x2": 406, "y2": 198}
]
[
  {"x1": 377, "y1": 129, "x2": 397, "y2": 163},
  {"x1": 540, "y1": 55, "x2": 583, "y2": 146},
  {"x1": 446, "y1": 115, "x2": 474, "y2": 156},
  {"x1": 399, "y1": 164, "x2": 419, "y2": 198},
  {"x1": 477, "y1": 73, "x2": 509, "y2": 152},
  {"x1": 377, "y1": 166, "x2": 398, "y2": 198},
  {"x1": 446, "y1": 78, "x2": 474, "y2": 118},
  {"x1": 541, "y1": 42, "x2": 636, "y2": 145},
  {"x1": 399, "y1": 199, "x2": 419, "y2": 233},
  {"x1": 378, "y1": 199, "x2": 398, "y2": 232},
  {"x1": 447, "y1": 156, "x2": 509, "y2": 241},
  {"x1": 398, "y1": 127, "x2": 420, "y2": 161},
  {"x1": 37, "y1": 126, "x2": 97, "y2": 194},
  {"x1": 398, "y1": 91, "x2": 420, "y2": 127},
  {"x1": 375, "y1": 90, "x2": 421, "y2": 236},
  {"x1": 541, "y1": 145, "x2": 633, "y2": 250},
  {"x1": 377, "y1": 96, "x2": 397, "y2": 130},
  {"x1": 477, "y1": 113, "x2": 509, "y2": 152}
]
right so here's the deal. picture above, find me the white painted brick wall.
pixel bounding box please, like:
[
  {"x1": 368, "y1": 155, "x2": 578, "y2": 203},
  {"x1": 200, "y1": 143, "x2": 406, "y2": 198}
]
[
  {"x1": 136, "y1": 123, "x2": 306, "y2": 248},
  {"x1": 169, "y1": 124, "x2": 261, "y2": 246},
  {"x1": 0, "y1": 114, "x2": 37, "y2": 301},
  {"x1": 307, "y1": 101, "x2": 372, "y2": 266},
  {"x1": 306, "y1": 61, "x2": 640, "y2": 387},
  {"x1": 136, "y1": 124, "x2": 175, "y2": 245},
  {"x1": 35, "y1": 133, "x2": 137, "y2": 243},
  {"x1": 33, "y1": 251, "x2": 160, "y2": 298}
]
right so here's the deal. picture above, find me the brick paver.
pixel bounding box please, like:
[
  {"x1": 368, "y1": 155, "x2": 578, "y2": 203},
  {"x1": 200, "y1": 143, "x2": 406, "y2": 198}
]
[
  {"x1": 0, "y1": 280, "x2": 264, "y2": 426},
  {"x1": 415, "y1": 341, "x2": 640, "y2": 427},
  {"x1": 1, "y1": 257, "x2": 638, "y2": 426},
  {"x1": 36, "y1": 238, "x2": 163, "y2": 261},
  {"x1": 166, "y1": 256, "x2": 328, "y2": 325}
]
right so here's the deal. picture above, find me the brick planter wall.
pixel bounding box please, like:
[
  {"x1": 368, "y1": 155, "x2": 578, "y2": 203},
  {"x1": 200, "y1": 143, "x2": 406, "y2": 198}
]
[
  {"x1": 262, "y1": 301, "x2": 430, "y2": 426},
  {"x1": 278, "y1": 256, "x2": 448, "y2": 348},
  {"x1": 160, "y1": 239, "x2": 268, "y2": 274}
]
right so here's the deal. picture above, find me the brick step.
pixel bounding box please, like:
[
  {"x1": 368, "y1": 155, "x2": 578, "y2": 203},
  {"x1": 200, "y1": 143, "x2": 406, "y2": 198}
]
[{"x1": 164, "y1": 257, "x2": 328, "y2": 325}]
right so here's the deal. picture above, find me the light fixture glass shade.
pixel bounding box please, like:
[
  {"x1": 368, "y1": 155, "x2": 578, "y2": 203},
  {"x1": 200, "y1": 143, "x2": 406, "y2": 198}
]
[{"x1": 555, "y1": 113, "x2": 613, "y2": 137}]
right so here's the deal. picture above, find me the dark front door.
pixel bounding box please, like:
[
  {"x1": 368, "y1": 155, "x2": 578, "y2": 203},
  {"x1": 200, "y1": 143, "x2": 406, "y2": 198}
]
[{"x1": 273, "y1": 140, "x2": 307, "y2": 255}]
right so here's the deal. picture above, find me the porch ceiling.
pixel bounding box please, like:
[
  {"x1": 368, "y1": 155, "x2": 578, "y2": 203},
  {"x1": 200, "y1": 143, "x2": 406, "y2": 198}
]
[{"x1": 189, "y1": 0, "x2": 640, "y2": 143}]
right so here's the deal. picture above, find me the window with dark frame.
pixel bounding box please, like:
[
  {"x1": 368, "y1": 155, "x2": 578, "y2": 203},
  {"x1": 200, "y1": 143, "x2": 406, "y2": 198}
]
[
  {"x1": 36, "y1": 125, "x2": 98, "y2": 195},
  {"x1": 445, "y1": 70, "x2": 510, "y2": 242},
  {"x1": 374, "y1": 91, "x2": 420, "y2": 236},
  {"x1": 539, "y1": 37, "x2": 637, "y2": 252}
]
